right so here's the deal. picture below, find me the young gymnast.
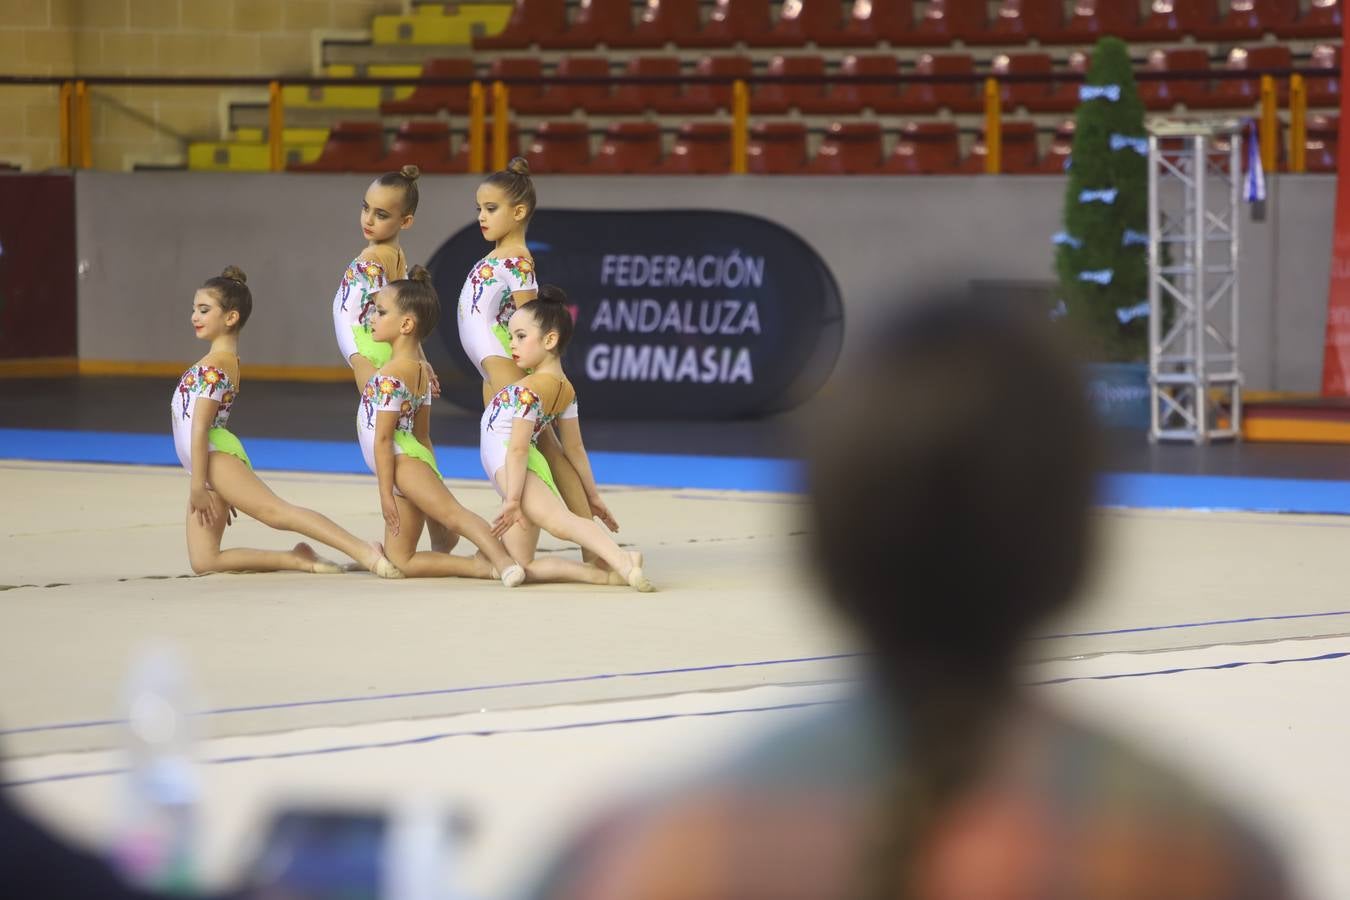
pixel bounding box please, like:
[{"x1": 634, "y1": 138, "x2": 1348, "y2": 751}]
[
  {"x1": 173, "y1": 267, "x2": 401, "y2": 578},
  {"x1": 331, "y1": 164, "x2": 455, "y2": 554},
  {"x1": 485, "y1": 288, "x2": 653, "y2": 591},
  {"x1": 359, "y1": 267, "x2": 527, "y2": 587},
  {"x1": 458, "y1": 158, "x2": 601, "y2": 560}
]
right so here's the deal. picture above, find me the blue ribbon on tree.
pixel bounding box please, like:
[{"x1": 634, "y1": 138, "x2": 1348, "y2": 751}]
[
  {"x1": 1080, "y1": 188, "x2": 1119, "y2": 204},
  {"x1": 1122, "y1": 229, "x2": 1149, "y2": 247},
  {"x1": 1116, "y1": 302, "x2": 1150, "y2": 324},
  {"x1": 1052, "y1": 231, "x2": 1084, "y2": 249},
  {"x1": 1079, "y1": 84, "x2": 1122, "y2": 102},
  {"x1": 1110, "y1": 134, "x2": 1149, "y2": 155},
  {"x1": 1049, "y1": 300, "x2": 1068, "y2": 321},
  {"x1": 1079, "y1": 269, "x2": 1114, "y2": 285}
]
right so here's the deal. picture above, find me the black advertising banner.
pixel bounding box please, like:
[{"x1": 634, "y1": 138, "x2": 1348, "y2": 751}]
[{"x1": 426, "y1": 209, "x2": 843, "y2": 419}]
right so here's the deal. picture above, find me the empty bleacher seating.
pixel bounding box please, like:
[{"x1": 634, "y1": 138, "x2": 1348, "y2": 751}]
[
  {"x1": 882, "y1": 121, "x2": 963, "y2": 174},
  {"x1": 1306, "y1": 114, "x2": 1340, "y2": 171},
  {"x1": 659, "y1": 122, "x2": 733, "y2": 173},
  {"x1": 1308, "y1": 43, "x2": 1341, "y2": 107},
  {"x1": 380, "y1": 120, "x2": 458, "y2": 173},
  {"x1": 526, "y1": 121, "x2": 591, "y2": 173},
  {"x1": 1135, "y1": 0, "x2": 1220, "y2": 41},
  {"x1": 1037, "y1": 118, "x2": 1076, "y2": 173},
  {"x1": 380, "y1": 58, "x2": 474, "y2": 116},
  {"x1": 747, "y1": 121, "x2": 809, "y2": 173},
  {"x1": 613, "y1": 0, "x2": 703, "y2": 47},
  {"x1": 833, "y1": 0, "x2": 916, "y2": 45},
  {"x1": 474, "y1": 0, "x2": 565, "y2": 49},
  {"x1": 684, "y1": 0, "x2": 773, "y2": 46},
  {"x1": 959, "y1": 120, "x2": 1040, "y2": 173},
  {"x1": 1203, "y1": 45, "x2": 1292, "y2": 108},
  {"x1": 915, "y1": 0, "x2": 989, "y2": 44},
  {"x1": 1051, "y1": 0, "x2": 1140, "y2": 43},
  {"x1": 540, "y1": 0, "x2": 633, "y2": 48},
  {"x1": 985, "y1": 0, "x2": 1065, "y2": 43},
  {"x1": 752, "y1": 54, "x2": 829, "y2": 114},
  {"x1": 831, "y1": 54, "x2": 906, "y2": 114},
  {"x1": 591, "y1": 121, "x2": 665, "y2": 173},
  {"x1": 907, "y1": 53, "x2": 983, "y2": 114},
  {"x1": 1280, "y1": 0, "x2": 1342, "y2": 38},
  {"x1": 1201, "y1": 0, "x2": 1298, "y2": 39},
  {"x1": 289, "y1": 121, "x2": 384, "y2": 172},
  {"x1": 1139, "y1": 47, "x2": 1214, "y2": 110},
  {"x1": 750, "y1": 0, "x2": 844, "y2": 47},
  {"x1": 589, "y1": 56, "x2": 683, "y2": 114},
  {"x1": 807, "y1": 121, "x2": 885, "y2": 173}
]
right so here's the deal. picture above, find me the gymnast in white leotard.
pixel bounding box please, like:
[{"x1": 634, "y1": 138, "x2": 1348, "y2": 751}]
[
  {"x1": 358, "y1": 267, "x2": 525, "y2": 586},
  {"x1": 458, "y1": 157, "x2": 603, "y2": 565},
  {"x1": 175, "y1": 266, "x2": 400, "y2": 579},
  {"x1": 484, "y1": 287, "x2": 653, "y2": 592}
]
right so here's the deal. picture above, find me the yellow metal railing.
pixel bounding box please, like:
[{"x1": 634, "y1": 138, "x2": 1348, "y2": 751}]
[
  {"x1": 491, "y1": 80, "x2": 509, "y2": 171},
  {"x1": 1289, "y1": 73, "x2": 1307, "y2": 174},
  {"x1": 984, "y1": 76, "x2": 1002, "y2": 175},
  {"x1": 731, "y1": 79, "x2": 749, "y2": 174},
  {"x1": 468, "y1": 81, "x2": 486, "y2": 174}
]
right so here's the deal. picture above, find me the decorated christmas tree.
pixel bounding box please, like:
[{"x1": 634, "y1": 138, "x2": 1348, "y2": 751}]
[{"x1": 1054, "y1": 37, "x2": 1150, "y2": 361}]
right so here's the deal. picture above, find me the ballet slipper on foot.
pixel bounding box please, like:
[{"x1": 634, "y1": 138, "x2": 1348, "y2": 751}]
[
  {"x1": 608, "y1": 551, "x2": 645, "y2": 586},
  {"x1": 311, "y1": 558, "x2": 345, "y2": 574},
  {"x1": 293, "y1": 543, "x2": 343, "y2": 575},
  {"x1": 500, "y1": 564, "x2": 526, "y2": 588},
  {"x1": 627, "y1": 566, "x2": 654, "y2": 593},
  {"x1": 368, "y1": 542, "x2": 404, "y2": 579}
]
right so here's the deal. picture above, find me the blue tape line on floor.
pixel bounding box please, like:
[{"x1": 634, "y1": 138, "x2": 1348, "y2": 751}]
[
  {"x1": 1034, "y1": 608, "x2": 1350, "y2": 640},
  {"x1": 1031, "y1": 650, "x2": 1350, "y2": 687},
  {"x1": 0, "y1": 699, "x2": 840, "y2": 788},
  {"x1": 0, "y1": 653, "x2": 861, "y2": 737}
]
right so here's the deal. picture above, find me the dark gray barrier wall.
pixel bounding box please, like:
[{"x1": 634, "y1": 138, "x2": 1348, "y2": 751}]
[{"x1": 75, "y1": 172, "x2": 1334, "y2": 393}]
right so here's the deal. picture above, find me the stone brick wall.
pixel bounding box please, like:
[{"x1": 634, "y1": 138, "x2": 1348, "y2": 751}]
[{"x1": 2, "y1": 0, "x2": 403, "y2": 170}]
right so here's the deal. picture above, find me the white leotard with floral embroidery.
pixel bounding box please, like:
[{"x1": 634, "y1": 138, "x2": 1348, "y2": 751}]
[
  {"x1": 457, "y1": 255, "x2": 536, "y2": 378},
  {"x1": 479, "y1": 380, "x2": 578, "y2": 495},
  {"x1": 357, "y1": 372, "x2": 426, "y2": 481},
  {"x1": 333, "y1": 248, "x2": 403, "y2": 365},
  {"x1": 170, "y1": 364, "x2": 237, "y2": 473}
]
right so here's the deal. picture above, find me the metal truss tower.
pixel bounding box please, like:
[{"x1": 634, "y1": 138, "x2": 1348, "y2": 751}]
[{"x1": 1147, "y1": 119, "x2": 1243, "y2": 443}]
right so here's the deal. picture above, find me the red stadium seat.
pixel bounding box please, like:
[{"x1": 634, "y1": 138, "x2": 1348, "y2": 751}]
[
  {"x1": 747, "y1": 122, "x2": 809, "y2": 174},
  {"x1": 539, "y1": 0, "x2": 633, "y2": 48},
  {"x1": 752, "y1": 55, "x2": 828, "y2": 115},
  {"x1": 750, "y1": 0, "x2": 844, "y2": 47},
  {"x1": 380, "y1": 58, "x2": 475, "y2": 116},
  {"x1": 807, "y1": 121, "x2": 885, "y2": 174},
  {"x1": 1138, "y1": 48, "x2": 1214, "y2": 111},
  {"x1": 289, "y1": 121, "x2": 384, "y2": 172},
  {"x1": 959, "y1": 120, "x2": 1040, "y2": 174},
  {"x1": 881, "y1": 121, "x2": 962, "y2": 174},
  {"x1": 612, "y1": 0, "x2": 702, "y2": 46},
  {"x1": 590, "y1": 121, "x2": 664, "y2": 173},
  {"x1": 915, "y1": 0, "x2": 988, "y2": 43},
  {"x1": 981, "y1": 0, "x2": 1064, "y2": 42},
  {"x1": 992, "y1": 52, "x2": 1054, "y2": 112},
  {"x1": 659, "y1": 122, "x2": 733, "y2": 174},
  {"x1": 1048, "y1": 0, "x2": 1140, "y2": 43},
  {"x1": 525, "y1": 121, "x2": 591, "y2": 173},
  {"x1": 533, "y1": 56, "x2": 612, "y2": 114},
  {"x1": 589, "y1": 56, "x2": 682, "y2": 114},
  {"x1": 488, "y1": 58, "x2": 547, "y2": 114},
  {"x1": 449, "y1": 124, "x2": 522, "y2": 171},
  {"x1": 683, "y1": 0, "x2": 772, "y2": 46},
  {"x1": 907, "y1": 53, "x2": 982, "y2": 115},
  {"x1": 833, "y1": 0, "x2": 916, "y2": 45},
  {"x1": 660, "y1": 55, "x2": 752, "y2": 114},
  {"x1": 831, "y1": 54, "x2": 905, "y2": 115},
  {"x1": 474, "y1": 0, "x2": 565, "y2": 49},
  {"x1": 1029, "y1": 50, "x2": 1088, "y2": 114},
  {"x1": 1280, "y1": 0, "x2": 1342, "y2": 37},
  {"x1": 1037, "y1": 118, "x2": 1075, "y2": 173},
  {"x1": 380, "y1": 121, "x2": 458, "y2": 173},
  {"x1": 1199, "y1": 0, "x2": 1298, "y2": 39},
  {"x1": 1308, "y1": 43, "x2": 1341, "y2": 108},
  {"x1": 1201, "y1": 45, "x2": 1291, "y2": 108},
  {"x1": 1134, "y1": 0, "x2": 1219, "y2": 40},
  {"x1": 1306, "y1": 114, "x2": 1339, "y2": 172}
]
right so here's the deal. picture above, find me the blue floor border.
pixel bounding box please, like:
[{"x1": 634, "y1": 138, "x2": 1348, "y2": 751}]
[{"x1": 3, "y1": 428, "x2": 1350, "y2": 512}]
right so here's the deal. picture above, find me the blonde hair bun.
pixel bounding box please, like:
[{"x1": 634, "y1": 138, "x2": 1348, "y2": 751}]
[
  {"x1": 220, "y1": 265, "x2": 247, "y2": 284},
  {"x1": 408, "y1": 264, "x2": 432, "y2": 284},
  {"x1": 506, "y1": 156, "x2": 531, "y2": 177},
  {"x1": 399, "y1": 164, "x2": 421, "y2": 181}
]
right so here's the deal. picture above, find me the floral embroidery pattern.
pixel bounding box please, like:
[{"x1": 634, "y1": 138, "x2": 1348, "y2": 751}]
[
  {"x1": 360, "y1": 374, "x2": 419, "y2": 431},
  {"x1": 174, "y1": 365, "x2": 236, "y2": 427},
  {"x1": 484, "y1": 384, "x2": 560, "y2": 444},
  {"x1": 338, "y1": 258, "x2": 388, "y2": 328},
  {"x1": 467, "y1": 256, "x2": 536, "y2": 320}
]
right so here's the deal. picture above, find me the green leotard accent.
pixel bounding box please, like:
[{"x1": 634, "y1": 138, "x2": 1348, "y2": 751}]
[
  {"x1": 208, "y1": 427, "x2": 252, "y2": 469},
  {"x1": 394, "y1": 430, "x2": 442, "y2": 478},
  {"x1": 352, "y1": 324, "x2": 393, "y2": 369},
  {"x1": 526, "y1": 444, "x2": 559, "y2": 496},
  {"x1": 491, "y1": 322, "x2": 511, "y2": 356}
]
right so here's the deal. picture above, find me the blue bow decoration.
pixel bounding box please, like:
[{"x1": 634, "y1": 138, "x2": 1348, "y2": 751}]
[
  {"x1": 1122, "y1": 229, "x2": 1149, "y2": 247},
  {"x1": 1079, "y1": 269, "x2": 1115, "y2": 285},
  {"x1": 1110, "y1": 134, "x2": 1149, "y2": 155},
  {"x1": 1116, "y1": 302, "x2": 1150, "y2": 324},
  {"x1": 1079, "y1": 84, "x2": 1121, "y2": 102},
  {"x1": 1079, "y1": 188, "x2": 1119, "y2": 204},
  {"x1": 1052, "y1": 231, "x2": 1084, "y2": 249},
  {"x1": 1049, "y1": 300, "x2": 1068, "y2": 321}
]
